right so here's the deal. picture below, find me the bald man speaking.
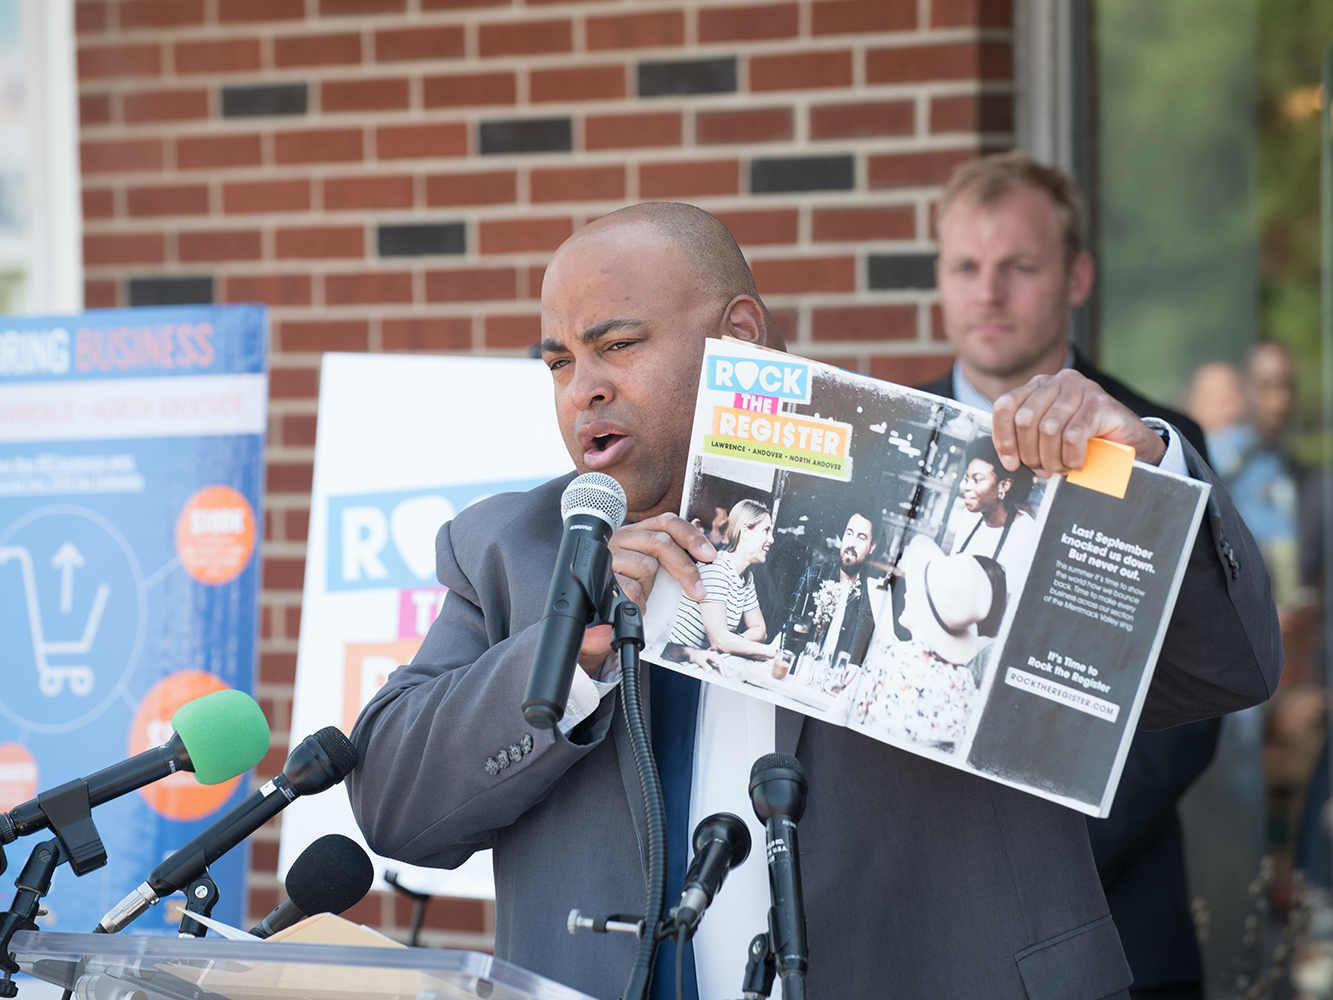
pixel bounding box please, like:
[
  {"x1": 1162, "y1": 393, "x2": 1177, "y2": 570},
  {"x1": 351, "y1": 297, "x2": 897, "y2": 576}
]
[{"x1": 348, "y1": 204, "x2": 1280, "y2": 1000}]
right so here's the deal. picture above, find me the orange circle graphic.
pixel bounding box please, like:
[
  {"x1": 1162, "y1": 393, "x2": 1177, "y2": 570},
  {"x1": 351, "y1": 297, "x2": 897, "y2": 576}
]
[
  {"x1": 131, "y1": 671, "x2": 244, "y2": 821},
  {"x1": 0, "y1": 744, "x2": 38, "y2": 812},
  {"x1": 176, "y1": 485, "x2": 256, "y2": 586}
]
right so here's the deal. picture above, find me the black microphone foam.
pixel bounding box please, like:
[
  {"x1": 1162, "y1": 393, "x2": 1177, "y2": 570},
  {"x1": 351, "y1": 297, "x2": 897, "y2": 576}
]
[
  {"x1": 286, "y1": 834, "x2": 375, "y2": 917},
  {"x1": 749, "y1": 753, "x2": 807, "y2": 822},
  {"x1": 313, "y1": 726, "x2": 360, "y2": 781},
  {"x1": 750, "y1": 752, "x2": 801, "y2": 780}
]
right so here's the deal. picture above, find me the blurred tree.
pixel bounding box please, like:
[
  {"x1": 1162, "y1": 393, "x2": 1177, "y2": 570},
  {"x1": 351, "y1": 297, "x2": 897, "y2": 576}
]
[
  {"x1": 1255, "y1": 0, "x2": 1332, "y2": 463},
  {"x1": 1096, "y1": 0, "x2": 1258, "y2": 408}
]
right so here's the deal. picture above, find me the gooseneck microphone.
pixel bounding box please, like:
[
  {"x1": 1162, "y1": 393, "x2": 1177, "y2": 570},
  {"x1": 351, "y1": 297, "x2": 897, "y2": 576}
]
[
  {"x1": 0, "y1": 689, "x2": 270, "y2": 847},
  {"x1": 523, "y1": 473, "x2": 627, "y2": 728},
  {"x1": 98, "y1": 727, "x2": 359, "y2": 934},
  {"x1": 750, "y1": 753, "x2": 809, "y2": 1000},
  {"x1": 249, "y1": 834, "x2": 374, "y2": 939},
  {"x1": 670, "y1": 812, "x2": 751, "y2": 938}
]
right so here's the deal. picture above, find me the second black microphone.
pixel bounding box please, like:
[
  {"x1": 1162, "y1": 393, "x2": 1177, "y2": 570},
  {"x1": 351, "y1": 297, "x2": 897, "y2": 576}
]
[{"x1": 98, "y1": 727, "x2": 359, "y2": 933}]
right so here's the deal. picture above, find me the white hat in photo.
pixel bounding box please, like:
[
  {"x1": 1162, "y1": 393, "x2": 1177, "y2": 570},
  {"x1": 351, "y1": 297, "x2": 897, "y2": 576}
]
[{"x1": 898, "y1": 535, "x2": 993, "y2": 665}]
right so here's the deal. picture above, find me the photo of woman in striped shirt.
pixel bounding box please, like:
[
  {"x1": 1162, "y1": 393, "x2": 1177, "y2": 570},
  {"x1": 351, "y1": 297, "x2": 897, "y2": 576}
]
[{"x1": 664, "y1": 498, "x2": 777, "y2": 671}]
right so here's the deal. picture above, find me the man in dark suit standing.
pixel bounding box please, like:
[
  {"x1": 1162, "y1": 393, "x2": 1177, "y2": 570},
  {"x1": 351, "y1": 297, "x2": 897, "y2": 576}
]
[{"x1": 922, "y1": 152, "x2": 1221, "y2": 1000}]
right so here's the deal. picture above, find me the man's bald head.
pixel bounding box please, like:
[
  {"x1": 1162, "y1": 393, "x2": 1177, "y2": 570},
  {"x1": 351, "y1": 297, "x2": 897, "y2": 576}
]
[
  {"x1": 556, "y1": 202, "x2": 784, "y2": 348},
  {"x1": 576, "y1": 201, "x2": 760, "y2": 302}
]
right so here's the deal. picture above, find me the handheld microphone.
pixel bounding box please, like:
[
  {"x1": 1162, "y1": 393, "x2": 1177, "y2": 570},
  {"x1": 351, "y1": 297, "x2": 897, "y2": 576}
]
[
  {"x1": 750, "y1": 753, "x2": 809, "y2": 1000},
  {"x1": 522, "y1": 473, "x2": 627, "y2": 728},
  {"x1": 670, "y1": 812, "x2": 751, "y2": 938},
  {"x1": 249, "y1": 834, "x2": 374, "y2": 939},
  {"x1": 0, "y1": 689, "x2": 270, "y2": 846},
  {"x1": 98, "y1": 727, "x2": 358, "y2": 934}
]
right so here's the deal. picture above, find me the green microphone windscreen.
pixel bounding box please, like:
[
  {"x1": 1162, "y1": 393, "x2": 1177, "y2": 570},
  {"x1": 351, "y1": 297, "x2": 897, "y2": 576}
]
[{"x1": 172, "y1": 689, "x2": 271, "y2": 785}]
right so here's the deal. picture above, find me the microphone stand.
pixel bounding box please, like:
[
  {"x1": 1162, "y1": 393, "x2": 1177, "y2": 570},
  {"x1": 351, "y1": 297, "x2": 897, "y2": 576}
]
[
  {"x1": 738, "y1": 932, "x2": 777, "y2": 999},
  {"x1": 384, "y1": 871, "x2": 431, "y2": 947},
  {"x1": 0, "y1": 786, "x2": 111, "y2": 997},
  {"x1": 176, "y1": 871, "x2": 220, "y2": 938},
  {"x1": 606, "y1": 594, "x2": 664, "y2": 1000},
  {"x1": 565, "y1": 591, "x2": 665, "y2": 1000},
  {"x1": 539, "y1": 508, "x2": 664, "y2": 1000},
  {"x1": 0, "y1": 838, "x2": 70, "y2": 997}
]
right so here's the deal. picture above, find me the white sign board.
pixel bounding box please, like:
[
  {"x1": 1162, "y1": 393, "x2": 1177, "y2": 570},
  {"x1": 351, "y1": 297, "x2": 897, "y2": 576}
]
[{"x1": 283, "y1": 353, "x2": 572, "y2": 898}]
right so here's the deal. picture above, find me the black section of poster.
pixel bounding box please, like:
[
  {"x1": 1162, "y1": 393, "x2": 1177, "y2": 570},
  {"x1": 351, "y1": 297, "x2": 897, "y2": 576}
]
[{"x1": 966, "y1": 470, "x2": 1202, "y2": 806}]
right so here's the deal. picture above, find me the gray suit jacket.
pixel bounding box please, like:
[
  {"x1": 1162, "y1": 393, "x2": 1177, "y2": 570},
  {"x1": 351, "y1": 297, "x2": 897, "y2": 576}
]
[{"x1": 349, "y1": 436, "x2": 1280, "y2": 999}]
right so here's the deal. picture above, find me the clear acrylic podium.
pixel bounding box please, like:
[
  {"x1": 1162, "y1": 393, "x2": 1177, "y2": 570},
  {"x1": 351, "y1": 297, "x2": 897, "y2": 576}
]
[{"x1": 9, "y1": 930, "x2": 597, "y2": 1000}]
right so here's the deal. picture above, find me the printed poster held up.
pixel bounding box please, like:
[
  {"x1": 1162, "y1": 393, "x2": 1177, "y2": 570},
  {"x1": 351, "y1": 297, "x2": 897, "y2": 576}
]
[{"x1": 643, "y1": 339, "x2": 1209, "y2": 817}]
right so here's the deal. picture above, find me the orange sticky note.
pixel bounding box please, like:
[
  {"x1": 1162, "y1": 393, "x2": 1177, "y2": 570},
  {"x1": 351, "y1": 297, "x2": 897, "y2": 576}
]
[{"x1": 1066, "y1": 438, "x2": 1135, "y2": 498}]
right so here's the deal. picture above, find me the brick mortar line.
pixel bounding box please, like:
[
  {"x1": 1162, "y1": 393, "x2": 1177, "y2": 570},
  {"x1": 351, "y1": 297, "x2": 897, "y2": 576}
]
[
  {"x1": 79, "y1": 77, "x2": 1014, "y2": 110},
  {"x1": 84, "y1": 238, "x2": 944, "y2": 260},
  {"x1": 255, "y1": 679, "x2": 296, "y2": 695},
  {"x1": 258, "y1": 538, "x2": 307, "y2": 554},
  {"x1": 77, "y1": 102, "x2": 1009, "y2": 144},
  {"x1": 256, "y1": 592, "x2": 304, "y2": 606},
  {"x1": 81, "y1": 197, "x2": 969, "y2": 237},
  {"x1": 84, "y1": 243, "x2": 945, "y2": 269},
  {"x1": 259, "y1": 503, "x2": 306, "y2": 519},
  {"x1": 259, "y1": 500, "x2": 313, "y2": 515},
  {"x1": 254, "y1": 588, "x2": 305, "y2": 602},
  {"x1": 79, "y1": 134, "x2": 1011, "y2": 174},
  {"x1": 253, "y1": 642, "x2": 301, "y2": 658},
  {"x1": 760, "y1": 289, "x2": 941, "y2": 303},
  {"x1": 793, "y1": 340, "x2": 953, "y2": 354},
  {"x1": 266, "y1": 403, "x2": 321, "y2": 418},
  {"x1": 84, "y1": 15, "x2": 1002, "y2": 42},
  {"x1": 254, "y1": 642, "x2": 297, "y2": 658},
  {"x1": 87, "y1": 191, "x2": 942, "y2": 213},
  {"x1": 82, "y1": 25, "x2": 995, "y2": 59},
  {"x1": 265, "y1": 443, "x2": 316, "y2": 458},
  {"x1": 94, "y1": 276, "x2": 936, "y2": 300},
  {"x1": 78, "y1": 133, "x2": 1000, "y2": 163}
]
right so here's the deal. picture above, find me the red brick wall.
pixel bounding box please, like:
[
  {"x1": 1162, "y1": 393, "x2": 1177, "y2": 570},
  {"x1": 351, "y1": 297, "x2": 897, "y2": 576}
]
[{"x1": 75, "y1": 0, "x2": 1013, "y2": 947}]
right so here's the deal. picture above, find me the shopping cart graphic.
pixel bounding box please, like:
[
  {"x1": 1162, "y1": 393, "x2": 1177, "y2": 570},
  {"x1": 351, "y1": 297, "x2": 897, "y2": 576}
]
[
  {"x1": 0, "y1": 545, "x2": 108, "y2": 696},
  {"x1": 0, "y1": 504, "x2": 146, "y2": 734}
]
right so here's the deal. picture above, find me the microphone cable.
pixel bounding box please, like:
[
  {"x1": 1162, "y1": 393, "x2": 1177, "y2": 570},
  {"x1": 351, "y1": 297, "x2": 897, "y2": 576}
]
[{"x1": 616, "y1": 618, "x2": 665, "y2": 1000}]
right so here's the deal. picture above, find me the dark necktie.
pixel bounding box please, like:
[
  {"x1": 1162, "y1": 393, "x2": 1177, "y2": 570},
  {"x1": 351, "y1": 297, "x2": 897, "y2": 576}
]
[{"x1": 649, "y1": 663, "x2": 701, "y2": 1000}]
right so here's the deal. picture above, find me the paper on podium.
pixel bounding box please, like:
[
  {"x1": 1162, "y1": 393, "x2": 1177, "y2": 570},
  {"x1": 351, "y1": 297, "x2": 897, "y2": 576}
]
[
  {"x1": 162, "y1": 915, "x2": 432, "y2": 1000},
  {"x1": 267, "y1": 911, "x2": 406, "y2": 947}
]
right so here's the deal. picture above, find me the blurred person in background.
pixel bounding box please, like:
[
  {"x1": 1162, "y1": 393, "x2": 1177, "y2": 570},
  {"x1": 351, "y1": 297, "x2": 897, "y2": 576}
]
[
  {"x1": 1186, "y1": 342, "x2": 1326, "y2": 928},
  {"x1": 1206, "y1": 342, "x2": 1303, "y2": 606},
  {"x1": 924, "y1": 151, "x2": 1222, "y2": 1000},
  {"x1": 1186, "y1": 362, "x2": 1246, "y2": 439}
]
